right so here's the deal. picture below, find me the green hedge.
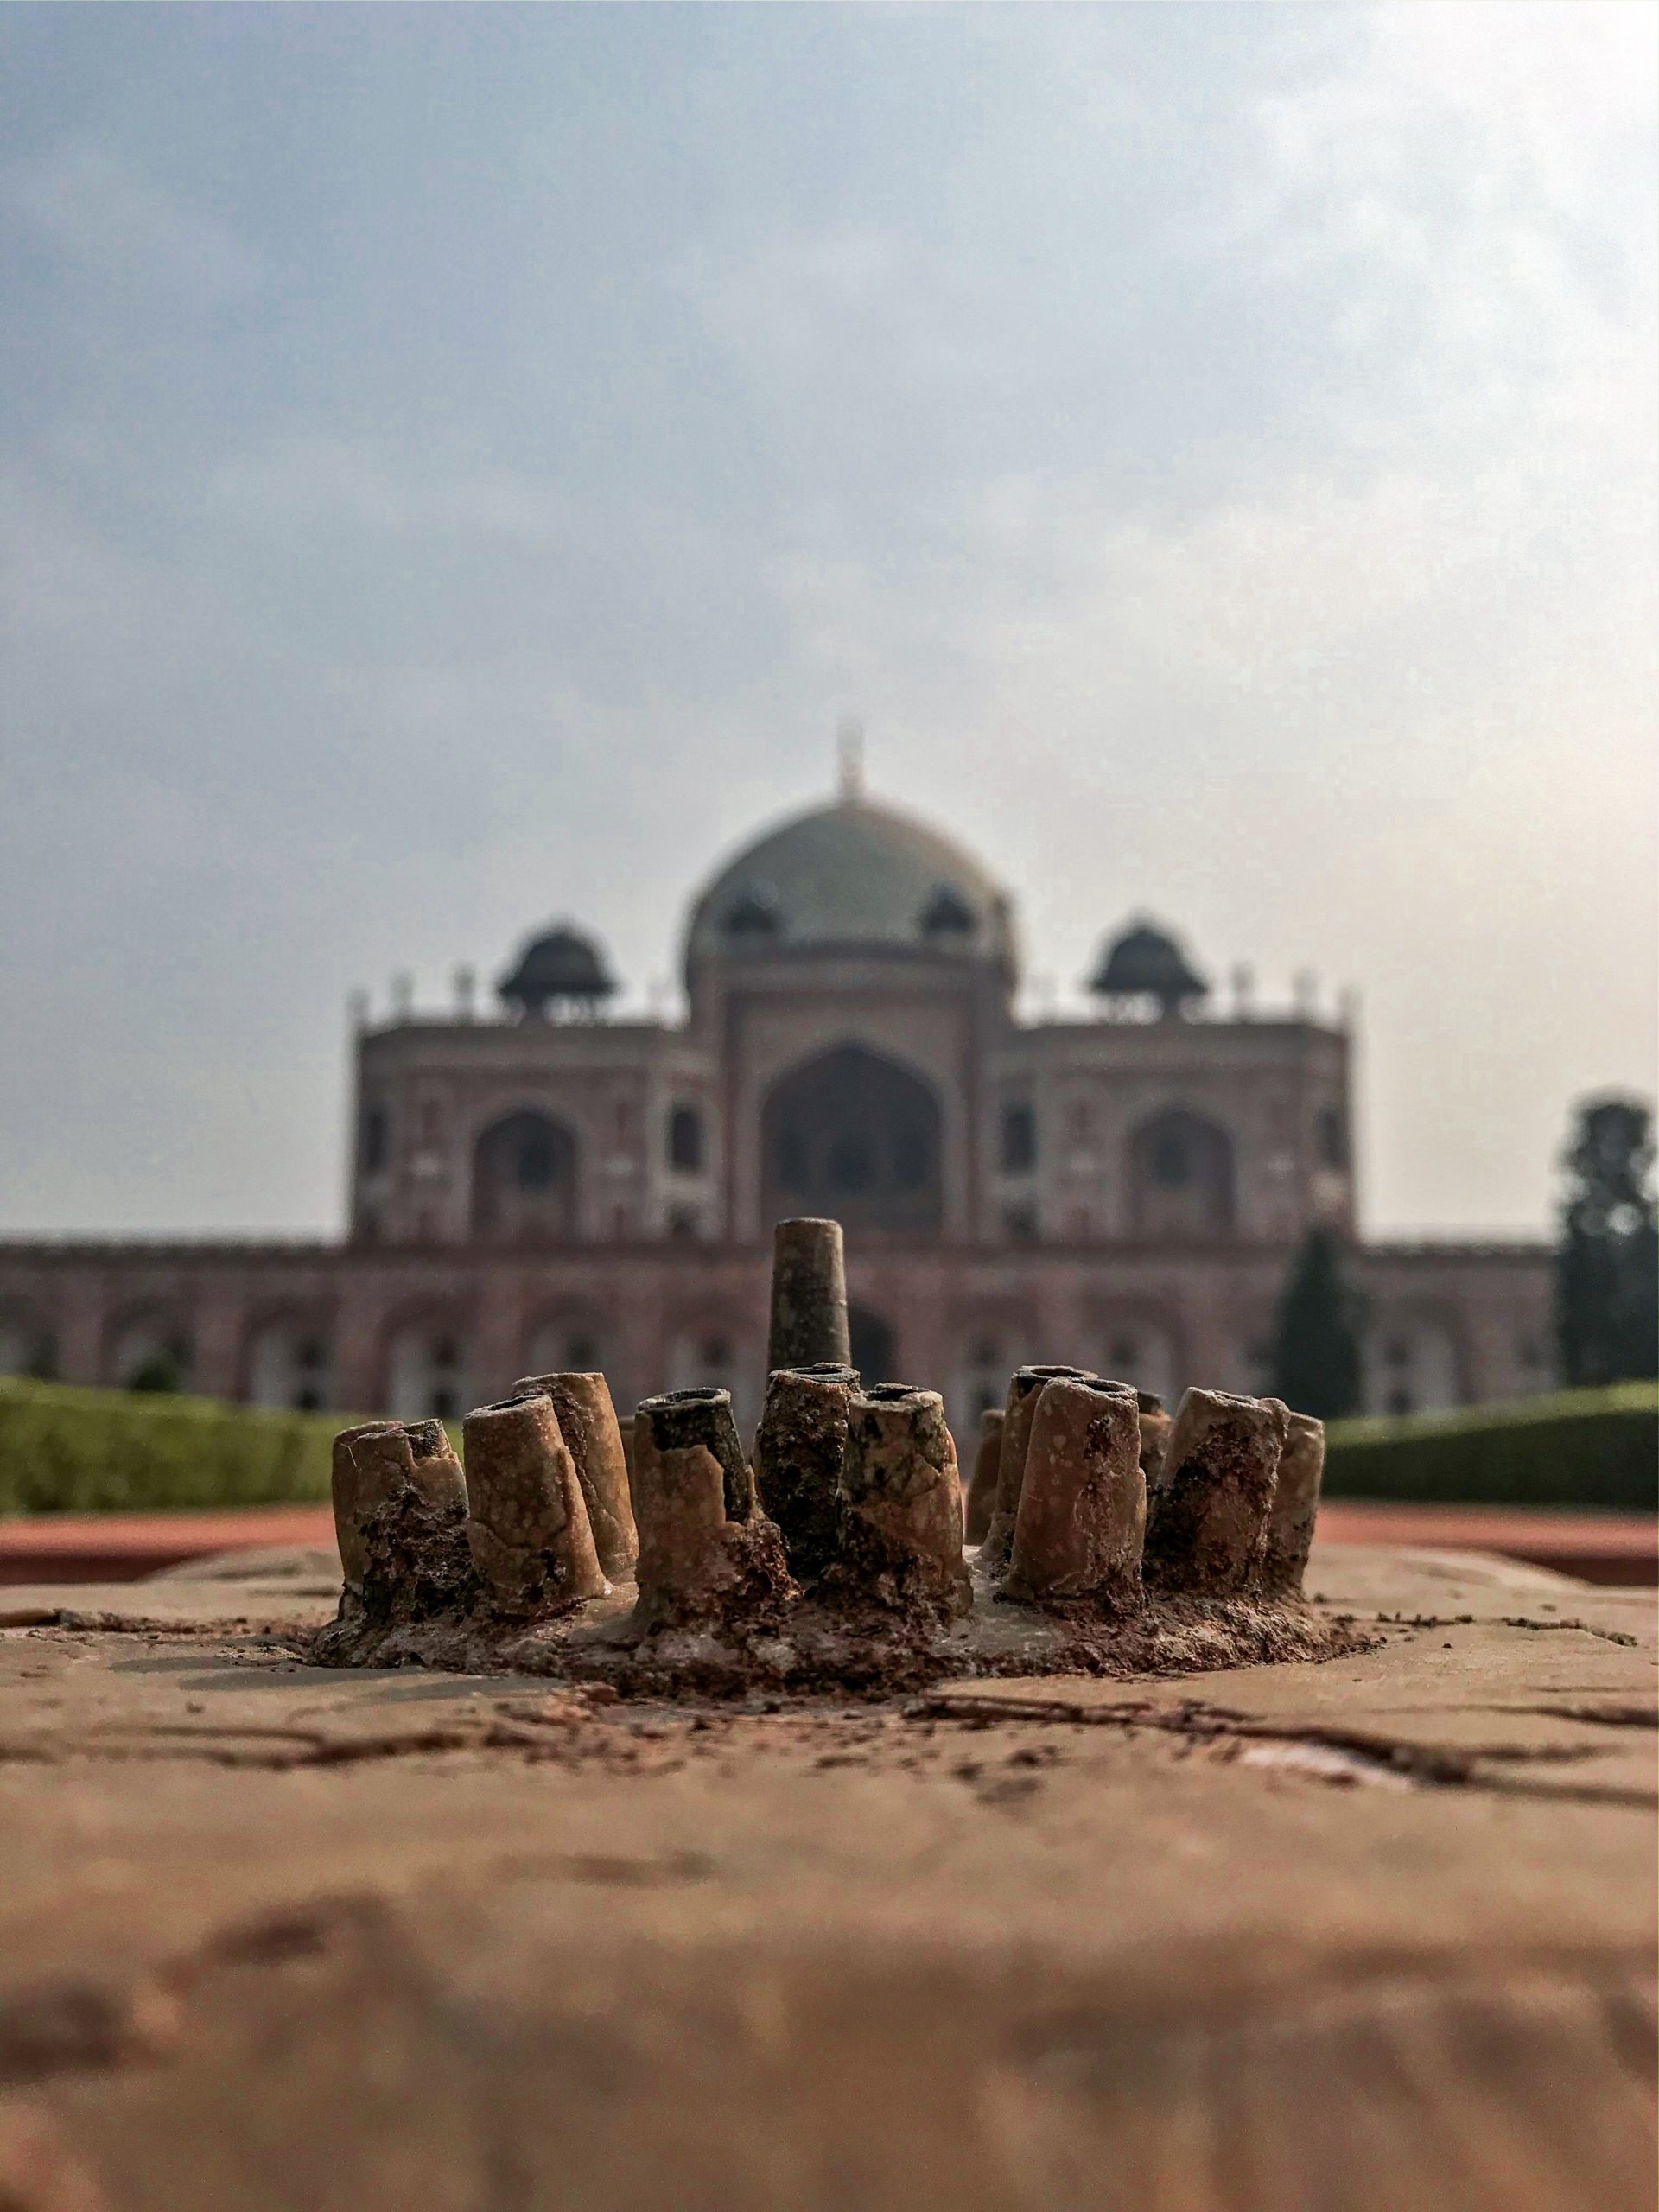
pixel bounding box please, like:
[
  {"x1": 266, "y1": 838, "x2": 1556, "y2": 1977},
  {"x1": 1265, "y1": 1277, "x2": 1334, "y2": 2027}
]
[
  {"x1": 4, "y1": 1376, "x2": 1655, "y2": 1521},
  {"x1": 0, "y1": 1379, "x2": 350, "y2": 1517},
  {"x1": 1324, "y1": 1382, "x2": 1658, "y2": 1512}
]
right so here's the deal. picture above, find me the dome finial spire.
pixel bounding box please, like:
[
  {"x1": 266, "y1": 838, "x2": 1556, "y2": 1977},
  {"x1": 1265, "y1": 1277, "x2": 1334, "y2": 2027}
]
[{"x1": 836, "y1": 715, "x2": 865, "y2": 801}]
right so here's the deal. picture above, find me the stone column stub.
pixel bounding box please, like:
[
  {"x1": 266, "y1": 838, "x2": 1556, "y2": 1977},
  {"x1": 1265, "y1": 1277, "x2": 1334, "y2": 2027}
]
[
  {"x1": 1144, "y1": 1389, "x2": 1289, "y2": 1595},
  {"x1": 1260, "y1": 1409, "x2": 1325, "y2": 1597},
  {"x1": 462, "y1": 1391, "x2": 608, "y2": 1614},
  {"x1": 754, "y1": 1363, "x2": 859, "y2": 1586},
  {"x1": 1007, "y1": 1376, "x2": 1144, "y2": 1607},
  {"x1": 632, "y1": 1385, "x2": 791, "y2": 1630},
  {"x1": 511, "y1": 1370, "x2": 639, "y2": 1579},
  {"x1": 982, "y1": 1363, "x2": 1099, "y2": 1567},
  {"x1": 766, "y1": 1217, "x2": 851, "y2": 1372},
  {"x1": 832, "y1": 1383, "x2": 972, "y2": 1618}
]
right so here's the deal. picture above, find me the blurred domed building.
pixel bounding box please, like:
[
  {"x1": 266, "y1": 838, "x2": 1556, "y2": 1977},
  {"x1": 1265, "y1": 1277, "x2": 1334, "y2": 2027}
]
[{"x1": 0, "y1": 774, "x2": 1552, "y2": 1430}]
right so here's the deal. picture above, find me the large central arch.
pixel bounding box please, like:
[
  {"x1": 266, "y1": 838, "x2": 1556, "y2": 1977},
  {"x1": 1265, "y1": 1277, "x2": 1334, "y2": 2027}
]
[
  {"x1": 470, "y1": 1109, "x2": 578, "y2": 1243},
  {"x1": 760, "y1": 1044, "x2": 944, "y2": 1236},
  {"x1": 1126, "y1": 1107, "x2": 1236, "y2": 1241}
]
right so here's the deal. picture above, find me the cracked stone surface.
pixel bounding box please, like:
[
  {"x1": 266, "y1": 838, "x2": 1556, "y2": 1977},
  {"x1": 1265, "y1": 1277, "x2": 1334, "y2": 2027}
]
[{"x1": 0, "y1": 1539, "x2": 1652, "y2": 2209}]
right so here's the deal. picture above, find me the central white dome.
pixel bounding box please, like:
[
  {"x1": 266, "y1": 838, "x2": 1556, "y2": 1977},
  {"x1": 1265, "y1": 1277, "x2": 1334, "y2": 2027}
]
[{"x1": 683, "y1": 793, "x2": 1017, "y2": 984}]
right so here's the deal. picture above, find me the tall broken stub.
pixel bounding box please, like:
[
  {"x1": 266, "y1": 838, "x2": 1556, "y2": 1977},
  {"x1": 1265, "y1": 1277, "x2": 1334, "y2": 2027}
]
[
  {"x1": 982, "y1": 1364, "x2": 1098, "y2": 1566},
  {"x1": 511, "y1": 1370, "x2": 639, "y2": 1579},
  {"x1": 754, "y1": 1363, "x2": 859, "y2": 1586},
  {"x1": 833, "y1": 1385, "x2": 972, "y2": 1617},
  {"x1": 329, "y1": 1416, "x2": 472, "y2": 1625},
  {"x1": 1143, "y1": 1389, "x2": 1289, "y2": 1594},
  {"x1": 462, "y1": 1393, "x2": 608, "y2": 1614},
  {"x1": 766, "y1": 1217, "x2": 852, "y2": 1373},
  {"x1": 1007, "y1": 1377, "x2": 1145, "y2": 1607},
  {"x1": 632, "y1": 1387, "x2": 793, "y2": 1631},
  {"x1": 331, "y1": 1422, "x2": 410, "y2": 1596},
  {"x1": 1260, "y1": 1409, "x2": 1325, "y2": 1598},
  {"x1": 963, "y1": 1408, "x2": 1004, "y2": 1547}
]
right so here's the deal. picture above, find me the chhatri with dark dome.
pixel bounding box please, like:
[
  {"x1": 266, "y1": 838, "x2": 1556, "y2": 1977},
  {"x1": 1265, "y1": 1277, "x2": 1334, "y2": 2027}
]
[
  {"x1": 497, "y1": 923, "x2": 617, "y2": 1019},
  {"x1": 0, "y1": 766, "x2": 1553, "y2": 1431},
  {"x1": 1090, "y1": 918, "x2": 1210, "y2": 1015}
]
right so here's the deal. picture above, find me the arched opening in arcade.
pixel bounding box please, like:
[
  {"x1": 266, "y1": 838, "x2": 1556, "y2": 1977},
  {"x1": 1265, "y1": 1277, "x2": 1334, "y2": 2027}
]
[
  {"x1": 761, "y1": 1044, "x2": 943, "y2": 1237},
  {"x1": 246, "y1": 1314, "x2": 334, "y2": 1412},
  {"x1": 0, "y1": 1304, "x2": 54, "y2": 1382},
  {"x1": 385, "y1": 1321, "x2": 472, "y2": 1422},
  {"x1": 847, "y1": 1304, "x2": 898, "y2": 1386}
]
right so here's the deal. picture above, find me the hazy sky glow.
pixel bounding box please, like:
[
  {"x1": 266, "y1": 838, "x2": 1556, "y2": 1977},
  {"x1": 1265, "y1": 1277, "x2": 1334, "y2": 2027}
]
[{"x1": 2, "y1": 2, "x2": 1654, "y2": 1239}]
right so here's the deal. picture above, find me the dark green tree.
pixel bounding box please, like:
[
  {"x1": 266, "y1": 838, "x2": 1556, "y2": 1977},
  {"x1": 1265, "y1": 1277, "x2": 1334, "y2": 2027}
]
[
  {"x1": 1268, "y1": 1227, "x2": 1365, "y2": 1419},
  {"x1": 1555, "y1": 1096, "x2": 1658, "y2": 1387}
]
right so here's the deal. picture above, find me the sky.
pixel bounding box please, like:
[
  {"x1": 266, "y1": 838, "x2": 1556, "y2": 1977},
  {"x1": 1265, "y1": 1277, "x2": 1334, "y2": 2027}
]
[{"x1": 1, "y1": 1, "x2": 1654, "y2": 1240}]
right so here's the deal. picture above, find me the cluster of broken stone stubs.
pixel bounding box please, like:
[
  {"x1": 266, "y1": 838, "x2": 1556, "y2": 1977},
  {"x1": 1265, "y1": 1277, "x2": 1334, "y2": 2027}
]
[{"x1": 328, "y1": 1219, "x2": 1325, "y2": 1660}]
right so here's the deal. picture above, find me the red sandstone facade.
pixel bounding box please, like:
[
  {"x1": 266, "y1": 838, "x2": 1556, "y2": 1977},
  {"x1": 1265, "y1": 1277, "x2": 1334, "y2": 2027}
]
[{"x1": 0, "y1": 787, "x2": 1554, "y2": 1431}]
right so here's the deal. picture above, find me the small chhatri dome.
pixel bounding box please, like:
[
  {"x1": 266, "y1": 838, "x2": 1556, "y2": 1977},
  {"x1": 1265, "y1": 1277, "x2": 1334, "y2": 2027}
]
[
  {"x1": 917, "y1": 881, "x2": 976, "y2": 940},
  {"x1": 496, "y1": 923, "x2": 618, "y2": 1019},
  {"x1": 1090, "y1": 918, "x2": 1209, "y2": 1014},
  {"x1": 721, "y1": 881, "x2": 783, "y2": 938}
]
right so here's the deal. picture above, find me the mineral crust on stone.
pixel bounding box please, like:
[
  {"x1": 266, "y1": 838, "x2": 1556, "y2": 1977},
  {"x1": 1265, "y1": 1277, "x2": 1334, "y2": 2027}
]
[
  {"x1": 1144, "y1": 1389, "x2": 1290, "y2": 1594},
  {"x1": 462, "y1": 1392, "x2": 609, "y2": 1614},
  {"x1": 830, "y1": 1384, "x2": 972, "y2": 1618},
  {"x1": 330, "y1": 1421, "x2": 411, "y2": 1598},
  {"x1": 982, "y1": 1363, "x2": 1097, "y2": 1566},
  {"x1": 766, "y1": 1217, "x2": 852, "y2": 1372},
  {"x1": 632, "y1": 1386, "x2": 794, "y2": 1631},
  {"x1": 1007, "y1": 1376, "x2": 1145, "y2": 1607},
  {"x1": 753, "y1": 1363, "x2": 859, "y2": 1586},
  {"x1": 327, "y1": 1416, "x2": 473, "y2": 1630},
  {"x1": 511, "y1": 1369, "x2": 639, "y2": 1579},
  {"x1": 1260, "y1": 1408, "x2": 1325, "y2": 1598}
]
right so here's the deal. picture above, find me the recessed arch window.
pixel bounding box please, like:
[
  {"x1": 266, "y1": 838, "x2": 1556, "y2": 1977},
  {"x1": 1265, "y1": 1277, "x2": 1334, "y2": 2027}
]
[
  {"x1": 248, "y1": 1319, "x2": 334, "y2": 1412},
  {"x1": 668, "y1": 1104, "x2": 703, "y2": 1173},
  {"x1": 1363, "y1": 1315, "x2": 1462, "y2": 1416},
  {"x1": 1149, "y1": 1126, "x2": 1193, "y2": 1187},
  {"x1": 387, "y1": 1325, "x2": 471, "y2": 1422},
  {"x1": 1316, "y1": 1105, "x2": 1350, "y2": 1172},
  {"x1": 0, "y1": 1307, "x2": 54, "y2": 1381},
  {"x1": 524, "y1": 1315, "x2": 611, "y2": 1381},
  {"x1": 847, "y1": 1306, "x2": 897, "y2": 1386},
  {"x1": 109, "y1": 1314, "x2": 194, "y2": 1394},
  {"x1": 1127, "y1": 1109, "x2": 1236, "y2": 1240},
  {"x1": 956, "y1": 1329, "x2": 1018, "y2": 1427},
  {"x1": 1096, "y1": 1322, "x2": 1179, "y2": 1406},
  {"x1": 666, "y1": 1325, "x2": 753, "y2": 1427},
  {"x1": 1000, "y1": 1102, "x2": 1037, "y2": 1173},
  {"x1": 359, "y1": 1103, "x2": 391, "y2": 1173},
  {"x1": 516, "y1": 1122, "x2": 560, "y2": 1189}
]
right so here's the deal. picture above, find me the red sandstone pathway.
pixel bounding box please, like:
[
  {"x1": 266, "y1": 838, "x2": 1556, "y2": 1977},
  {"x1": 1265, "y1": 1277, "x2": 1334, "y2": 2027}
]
[{"x1": 0, "y1": 1497, "x2": 1653, "y2": 1586}]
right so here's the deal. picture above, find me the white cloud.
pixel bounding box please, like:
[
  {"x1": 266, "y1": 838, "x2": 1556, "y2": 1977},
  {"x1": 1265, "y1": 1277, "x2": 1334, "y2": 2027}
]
[
  {"x1": 9, "y1": 142, "x2": 264, "y2": 295},
  {"x1": 1, "y1": 5, "x2": 1652, "y2": 1236},
  {"x1": 1237, "y1": 1, "x2": 1657, "y2": 444},
  {"x1": 204, "y1": 437, "x2": 566, "y2": 540}
]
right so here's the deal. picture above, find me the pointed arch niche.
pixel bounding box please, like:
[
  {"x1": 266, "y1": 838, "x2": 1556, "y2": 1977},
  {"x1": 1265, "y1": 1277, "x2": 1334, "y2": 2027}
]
[{"x1": 760, "y1": 1045, "x2": 943, "y2": 1236}]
